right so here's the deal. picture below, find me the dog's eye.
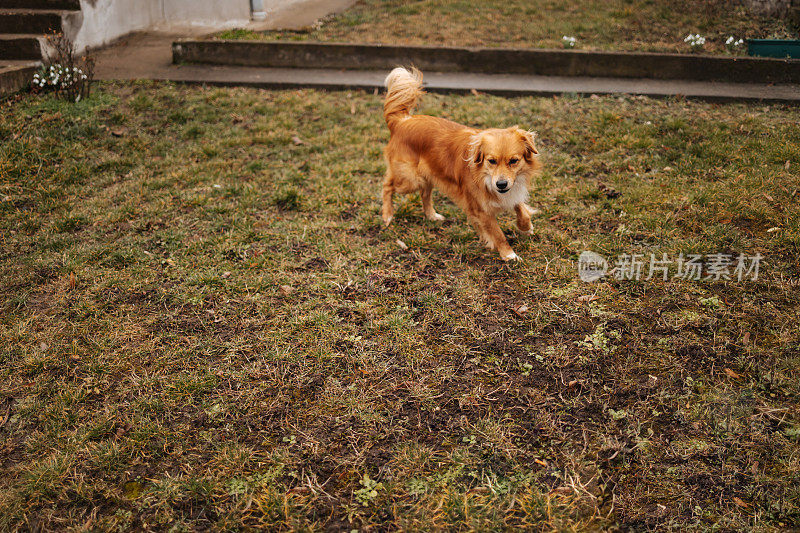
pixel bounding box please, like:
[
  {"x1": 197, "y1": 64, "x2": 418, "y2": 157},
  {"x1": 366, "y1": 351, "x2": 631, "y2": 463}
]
[
  {"x1": 509, "y1": 158, "x2": 519, "y2": 165},
  {"x1": 488, "y1": 158, "x2": 497, "y2": 165}
]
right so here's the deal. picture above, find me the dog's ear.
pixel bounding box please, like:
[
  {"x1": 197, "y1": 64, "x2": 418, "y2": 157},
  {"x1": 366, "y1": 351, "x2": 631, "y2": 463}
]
[
  {"x1": 468, "y1": 135, "x2": 484, "y2": 166},
  {"x1": 519, "y1": 129, "x2": 539, "y2": 161},
  {"x1": 473, "y1": 147, "x2": 484, "y2": 166}
]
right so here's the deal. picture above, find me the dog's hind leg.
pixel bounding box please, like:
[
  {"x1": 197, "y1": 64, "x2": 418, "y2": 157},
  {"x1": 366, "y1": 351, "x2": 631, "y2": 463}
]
[
  {"x1": 381, "y1": 170, "x2": 395, "y2": 225},
  {"x1": 420, "y1": 184, "x2": 445, "y2": 222}
]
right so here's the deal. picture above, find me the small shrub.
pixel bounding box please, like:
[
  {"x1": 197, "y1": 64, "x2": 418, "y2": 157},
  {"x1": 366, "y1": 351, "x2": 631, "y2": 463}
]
[{"x1": 31, "y1": 33, "x2": 94, "y2": 103}]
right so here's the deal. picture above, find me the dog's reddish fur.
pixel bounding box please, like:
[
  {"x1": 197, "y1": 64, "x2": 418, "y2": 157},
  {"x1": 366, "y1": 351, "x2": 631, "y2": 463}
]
[{"x1": 381, "y1": 67, "x2": 542, "y2": 261}]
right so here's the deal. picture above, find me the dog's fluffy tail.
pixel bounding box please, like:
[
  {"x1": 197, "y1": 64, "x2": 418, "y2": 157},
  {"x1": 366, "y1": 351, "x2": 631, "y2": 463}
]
[{"x1": 383, "y1": 67, "x2": 423, "y2": 132}]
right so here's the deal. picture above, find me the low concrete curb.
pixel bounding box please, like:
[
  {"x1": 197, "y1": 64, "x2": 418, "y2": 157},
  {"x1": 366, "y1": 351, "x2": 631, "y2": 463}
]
[
  {"x1": 0, "y1": 61, "x2": 36, "y2": 96},
  {"x1": 173, "y1": 40, "x2": 800, "y2": 84}
]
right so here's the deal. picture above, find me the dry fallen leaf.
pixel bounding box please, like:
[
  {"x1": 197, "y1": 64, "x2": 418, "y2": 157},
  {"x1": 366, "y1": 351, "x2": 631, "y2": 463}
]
[
  {"x1": 396, "y1": 239, "x2": 408, "y2": 250},
  {"x1": 534, "y1": 458, "x2": 547, "y2": 466},
  {"x1": 723, "y1": 368, "x2": 741, "y2": 379},
  {"x1": 470, "y1": 89, "x2": 479, "y2": 96},
  {"x1": 69, "y1": 272, "x2": 76, "y2": 290},
  {"x1": 291, "y1": 135, "x2": 305, "y2": 146},
  {"x1": 743, "y1": 331, "x2": 750, "y2": 344},
  {"x1": 598, "y1": 182, "x2": 621, "y2": 199},
  {"x1": 222, "y1": 271, "x2": 231, "y2": 279},
  {"x1": 350, "y1": 103, "x2": 356, "y2": 114},
  {"x1": 577, "y1": 294, "x2": 598, "y2": 302},
  {"x1": 111, "y1": 128, "x2": 126, "y2": 137},
  {"x1": 732, "y1": 496, "x2": 749, "y2": 509},
  {"x1": 279, "y1": 285, "x2": 294, "y2": 296},
  {"x1": 767, "y1": 227, "x2": 780, "y2": 233},
  {"x1": 511, "y1": 304, "x2": 529, "y2": 317}
]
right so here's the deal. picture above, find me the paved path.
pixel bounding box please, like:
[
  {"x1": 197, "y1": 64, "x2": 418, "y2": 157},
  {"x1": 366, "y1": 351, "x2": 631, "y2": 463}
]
[{"x1": 94, "y1": 0, "x2": 356, "y2": 79}]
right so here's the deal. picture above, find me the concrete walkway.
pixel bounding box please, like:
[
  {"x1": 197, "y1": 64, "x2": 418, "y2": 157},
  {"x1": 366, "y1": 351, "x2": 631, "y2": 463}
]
[{"x1": 94, "y1": 0, "x2": 356, "y2": 79}]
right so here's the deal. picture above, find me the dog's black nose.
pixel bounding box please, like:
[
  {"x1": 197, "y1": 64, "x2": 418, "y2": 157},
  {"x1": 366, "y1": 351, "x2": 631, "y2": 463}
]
[{"x1": 496, "y1": 179, "x2": 509, "y2": 191}]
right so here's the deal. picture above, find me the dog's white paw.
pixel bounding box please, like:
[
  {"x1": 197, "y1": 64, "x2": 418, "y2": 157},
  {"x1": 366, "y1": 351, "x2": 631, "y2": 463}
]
[
  {"x1": 502, "y1": 252, "x2": 521, "y2": 262},
  {"x1": 428, "y1": 212, "x2": 446, "y2": 222},
  {"x1": 518, "y1": 226, "x2": 534, "y2": 235},
  {"x1": 382, "y1": 215, "x2": 393, "y2": 226}
]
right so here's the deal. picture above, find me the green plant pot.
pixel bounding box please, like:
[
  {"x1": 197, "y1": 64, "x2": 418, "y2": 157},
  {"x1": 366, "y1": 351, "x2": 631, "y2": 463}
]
[{"x1": 747, "y1": 39, "x2": 800, "y2": 59}]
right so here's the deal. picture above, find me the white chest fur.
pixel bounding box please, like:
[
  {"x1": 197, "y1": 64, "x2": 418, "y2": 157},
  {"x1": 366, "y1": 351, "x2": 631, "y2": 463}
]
[{"x1": 486, "y1": 175, "x2": 529, "y2": 211}]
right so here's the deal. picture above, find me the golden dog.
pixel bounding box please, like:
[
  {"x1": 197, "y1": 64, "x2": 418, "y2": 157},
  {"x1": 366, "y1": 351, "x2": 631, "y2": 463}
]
[{"x1": 381, "y1": 67, "x2": 542, "y2": 261}]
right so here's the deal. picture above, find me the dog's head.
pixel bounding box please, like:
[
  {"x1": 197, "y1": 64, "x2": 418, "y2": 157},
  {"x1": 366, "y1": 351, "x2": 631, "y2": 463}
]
[{"x1": 470, "y1": 127, "x2": 541, "y2": 195}]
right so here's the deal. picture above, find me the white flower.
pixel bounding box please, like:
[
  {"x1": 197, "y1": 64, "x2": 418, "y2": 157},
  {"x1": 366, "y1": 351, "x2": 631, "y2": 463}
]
[{"x1": 684, "y1": 33, "x2": 706, "y2": 47}]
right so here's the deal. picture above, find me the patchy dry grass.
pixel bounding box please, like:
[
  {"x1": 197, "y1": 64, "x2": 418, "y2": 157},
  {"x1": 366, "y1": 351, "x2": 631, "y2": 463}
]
[
  {"x1": 219, "y1": 0, "x2": 798, "y2": 54},
  {"x1": 1, "y1": 82, "x2": 799, "y2": 530}
]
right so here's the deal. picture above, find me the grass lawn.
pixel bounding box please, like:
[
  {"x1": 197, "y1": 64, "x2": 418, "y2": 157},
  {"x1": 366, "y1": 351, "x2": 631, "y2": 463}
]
[
  {"x1": 218, "y1": 0, "x2": 798, "y2": 54},
  {"x1": 1, "y1": 82, "x2": 800, "y2": 530}
]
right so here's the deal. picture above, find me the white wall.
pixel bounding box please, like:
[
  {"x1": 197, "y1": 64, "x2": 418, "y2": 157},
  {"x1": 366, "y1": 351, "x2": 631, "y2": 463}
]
[{"x1": 74, "y1": 0, "x2": 252, "y2": 52}]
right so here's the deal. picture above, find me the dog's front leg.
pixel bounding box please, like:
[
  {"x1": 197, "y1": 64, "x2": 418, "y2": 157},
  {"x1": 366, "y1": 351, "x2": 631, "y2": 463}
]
[
  {"x1": 514, "y1": 204, "x2": 533, "y2": 234},
  {"x1": 472, "y1": 210, "x2": 519, "y2": 261}
]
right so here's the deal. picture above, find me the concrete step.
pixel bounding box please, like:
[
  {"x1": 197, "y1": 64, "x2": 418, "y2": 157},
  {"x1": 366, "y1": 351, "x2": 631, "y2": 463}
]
[
  {"x1": 0, "y1": 59, "x2": 37, "y2": 96},
  {"x1": 0, "y1": 9, "x2": 71, "y2": 33},
  {"x1": 0, "y1": 34, "x2": 42, "y2": 60},
  {"x1": 174, "y1": 39, "x2": 800, "y2": 85},
  {"x1": 0, "y1": 0, "x2": 79, "y2": 9}
]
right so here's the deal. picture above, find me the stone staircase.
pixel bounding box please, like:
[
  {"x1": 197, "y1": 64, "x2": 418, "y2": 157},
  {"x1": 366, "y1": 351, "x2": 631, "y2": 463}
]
[{"x1": 0, "y1": 0, "x2": 82, "y2": 95}]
